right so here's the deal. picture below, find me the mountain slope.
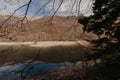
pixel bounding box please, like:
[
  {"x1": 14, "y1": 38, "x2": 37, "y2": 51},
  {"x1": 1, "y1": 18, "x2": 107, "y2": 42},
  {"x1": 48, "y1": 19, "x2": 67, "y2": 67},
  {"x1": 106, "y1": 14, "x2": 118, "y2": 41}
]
[{"x1": 0, "y1": 15, "x2": 97, "y2": 41}]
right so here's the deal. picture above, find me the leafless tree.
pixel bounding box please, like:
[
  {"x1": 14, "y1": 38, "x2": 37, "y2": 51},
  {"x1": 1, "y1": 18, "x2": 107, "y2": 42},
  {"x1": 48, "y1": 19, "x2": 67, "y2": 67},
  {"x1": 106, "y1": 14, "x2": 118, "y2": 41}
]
[
  {"x1": 0, "y1": 0, "x2": 94, "y2": 80},
  {"x1": 0, "y1": 0, "x2": 93, "y2": 40}
]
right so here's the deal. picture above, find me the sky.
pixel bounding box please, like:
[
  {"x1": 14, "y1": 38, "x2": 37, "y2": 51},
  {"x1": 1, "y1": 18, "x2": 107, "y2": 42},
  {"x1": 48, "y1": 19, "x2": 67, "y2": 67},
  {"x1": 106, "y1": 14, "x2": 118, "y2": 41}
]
[{"x1": 0, "y1": 0, "x2": 93, "y2": 16}]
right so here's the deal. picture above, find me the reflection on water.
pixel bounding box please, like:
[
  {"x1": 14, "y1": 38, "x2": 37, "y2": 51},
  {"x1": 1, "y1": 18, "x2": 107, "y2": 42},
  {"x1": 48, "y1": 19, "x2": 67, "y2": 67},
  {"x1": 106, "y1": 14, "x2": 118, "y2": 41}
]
[{"x1": 0, "y1": 62, "x2": 73, "y2": 80}]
